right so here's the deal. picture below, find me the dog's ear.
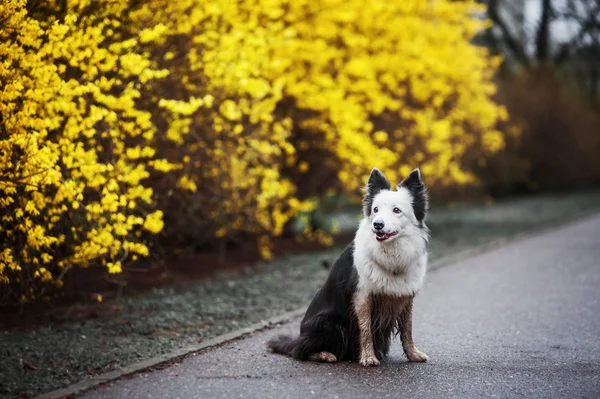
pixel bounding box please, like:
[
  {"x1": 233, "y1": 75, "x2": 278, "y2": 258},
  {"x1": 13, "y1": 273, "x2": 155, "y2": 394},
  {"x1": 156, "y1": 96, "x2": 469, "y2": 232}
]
[
  {"x1": 398, "y1": 168, "x2": 428, "y2": 223},
  {"x1": 363, "y1": 168, "x2": 391, "y2": 217}
]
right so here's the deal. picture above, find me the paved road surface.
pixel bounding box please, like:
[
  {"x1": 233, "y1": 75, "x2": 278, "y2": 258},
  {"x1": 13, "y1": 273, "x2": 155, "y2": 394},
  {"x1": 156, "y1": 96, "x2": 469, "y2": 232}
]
[{"x1": 84, "y1": 215, "x2": 600, "y2": 398}]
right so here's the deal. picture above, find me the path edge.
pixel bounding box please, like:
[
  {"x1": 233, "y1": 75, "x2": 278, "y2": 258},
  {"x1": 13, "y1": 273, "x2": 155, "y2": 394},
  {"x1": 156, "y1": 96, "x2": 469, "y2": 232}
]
[{"x1": 34, "y1": 307, "x2": 307, "y2": 399}]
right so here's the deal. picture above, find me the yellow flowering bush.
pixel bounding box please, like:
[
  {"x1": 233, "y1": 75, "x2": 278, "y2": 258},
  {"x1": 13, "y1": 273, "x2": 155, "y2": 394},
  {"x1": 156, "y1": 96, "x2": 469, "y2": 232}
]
[
  {"x1": 280, "y1": 0, "x2": 509, "y2": 189},
  {"x1": 0, "y1": 0, "x2": 172, "y2": 299},
  {"x1": 141, "y1": 0, "x2": 508, "y2": 195},
  {"x1": 0, "y1": 0, "x2": 509, "y2": 302},
  {"x1": 132, "y1": 0, "x2": 508, "y2": 252},
  {"x1": 129, "y1": 1, "x2": 319, "y2": 259}
]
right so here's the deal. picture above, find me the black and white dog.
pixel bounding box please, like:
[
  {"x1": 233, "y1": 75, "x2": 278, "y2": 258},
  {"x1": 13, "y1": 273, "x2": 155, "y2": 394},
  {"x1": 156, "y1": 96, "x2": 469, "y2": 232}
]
[{"x1": 267, "y1": 167, "x2": 429, "y2": 366}]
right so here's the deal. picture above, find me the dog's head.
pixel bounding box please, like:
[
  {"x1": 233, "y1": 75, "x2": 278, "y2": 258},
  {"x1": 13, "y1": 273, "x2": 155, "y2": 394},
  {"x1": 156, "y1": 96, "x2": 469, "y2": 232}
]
[{"x1": 363, "y1": 167, "x2": 428, "y2": 242}]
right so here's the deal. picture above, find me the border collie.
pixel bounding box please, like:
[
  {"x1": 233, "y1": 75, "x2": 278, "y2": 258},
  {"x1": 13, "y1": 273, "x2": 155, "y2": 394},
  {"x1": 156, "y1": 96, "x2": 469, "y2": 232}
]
[{"x1": 267, "y1": 167, "x2": 429, "y2": 366}]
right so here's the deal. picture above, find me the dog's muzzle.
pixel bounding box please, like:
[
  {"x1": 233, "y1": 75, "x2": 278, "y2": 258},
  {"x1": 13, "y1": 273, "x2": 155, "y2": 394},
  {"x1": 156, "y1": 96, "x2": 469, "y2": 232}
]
[{"x1": 374, "y1": 231, "x2": 397, "y2": 242}]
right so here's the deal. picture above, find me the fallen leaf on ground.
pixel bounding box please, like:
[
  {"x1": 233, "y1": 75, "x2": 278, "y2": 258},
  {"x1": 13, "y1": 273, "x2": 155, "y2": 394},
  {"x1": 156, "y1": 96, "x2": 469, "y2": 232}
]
[{"x1": 23, "y1": 362, "x2": 38, "y2": 371}]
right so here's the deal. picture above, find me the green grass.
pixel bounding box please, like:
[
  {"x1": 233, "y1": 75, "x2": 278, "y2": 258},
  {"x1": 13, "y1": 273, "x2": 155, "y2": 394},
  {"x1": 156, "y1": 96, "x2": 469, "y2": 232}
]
[{"x1": 2, "y1": 190, "x2": 600, "y2": 398}]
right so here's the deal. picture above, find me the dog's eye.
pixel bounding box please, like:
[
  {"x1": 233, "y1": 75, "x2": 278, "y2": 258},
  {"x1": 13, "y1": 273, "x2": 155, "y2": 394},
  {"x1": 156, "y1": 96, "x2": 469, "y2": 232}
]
[
  {"x1": 393, "y1": 207, "x2": 402, "y2": 214},
  {"x1": 373, "y1": 207, "x2": 378, "y2": 213}
]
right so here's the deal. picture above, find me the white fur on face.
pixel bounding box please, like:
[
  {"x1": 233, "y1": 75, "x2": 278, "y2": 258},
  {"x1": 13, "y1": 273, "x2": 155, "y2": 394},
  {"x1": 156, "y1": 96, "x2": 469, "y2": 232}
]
[
  {"x1": 353, "y1": 187, "x2": 428, "y2": 297},
  {"x1": 369, "y1": 187, "x2": 420, "y2": 237}
]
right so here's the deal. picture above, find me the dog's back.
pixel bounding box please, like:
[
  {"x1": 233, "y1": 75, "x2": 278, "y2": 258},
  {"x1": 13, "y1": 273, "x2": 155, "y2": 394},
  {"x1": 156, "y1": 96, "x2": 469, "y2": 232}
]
[{"x1": 267, "y1": 243, "x2": 359, "y2": 360}]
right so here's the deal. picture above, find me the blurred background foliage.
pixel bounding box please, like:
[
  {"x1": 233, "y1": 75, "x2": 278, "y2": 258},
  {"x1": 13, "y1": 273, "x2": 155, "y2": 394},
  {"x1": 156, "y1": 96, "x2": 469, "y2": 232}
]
[
  {"x1": 0, "y1": 0, "x2": 598, "y2": 305},
  {"x1": 474, "y1": 0, "x2": 600, "y2": 195}
]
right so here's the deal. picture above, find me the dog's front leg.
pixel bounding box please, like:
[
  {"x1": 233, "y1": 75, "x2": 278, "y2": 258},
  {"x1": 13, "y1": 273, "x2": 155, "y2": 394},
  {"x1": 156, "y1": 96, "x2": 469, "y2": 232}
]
[
  {"x1": 398, "y1": 297, "x2": 428, "y2": 362},
  {"x1": 354, "y1": 292, "x2": 379, "y2": 367}
]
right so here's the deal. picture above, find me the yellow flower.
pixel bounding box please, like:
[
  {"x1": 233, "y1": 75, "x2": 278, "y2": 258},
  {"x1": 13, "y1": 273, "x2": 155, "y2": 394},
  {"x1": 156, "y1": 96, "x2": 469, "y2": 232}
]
[
  {"x1": 33, "y1": 267, "x2": 53, "y2": 282},
  {"x1": 106, "y1": 261, "x2": 122, "y2": 274},
  {"x1": 298, "y1": 161, "x2": 309, "y2": 173},
  {"x1": 374, "y1": 131, "x2": 388, "y2": 143},
  {"x1": 143, "y1": 211, "x2": 164, "y2": 234}
]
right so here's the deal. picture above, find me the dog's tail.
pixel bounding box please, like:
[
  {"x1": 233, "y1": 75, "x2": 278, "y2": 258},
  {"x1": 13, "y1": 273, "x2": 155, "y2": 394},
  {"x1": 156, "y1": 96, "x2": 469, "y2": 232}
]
[{"x1": 266, "y1": 334, "x2": 299, "y2": 357}]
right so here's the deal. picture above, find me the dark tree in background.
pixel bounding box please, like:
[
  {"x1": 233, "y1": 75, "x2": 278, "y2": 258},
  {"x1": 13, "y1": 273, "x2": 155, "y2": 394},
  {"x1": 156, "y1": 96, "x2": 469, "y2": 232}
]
[
  {"x1": 481, "y1": 0, "x2": 600, "y2": 109},
  {"x1": 469, "y1": 0, "x2": 600, "y2": 195}
]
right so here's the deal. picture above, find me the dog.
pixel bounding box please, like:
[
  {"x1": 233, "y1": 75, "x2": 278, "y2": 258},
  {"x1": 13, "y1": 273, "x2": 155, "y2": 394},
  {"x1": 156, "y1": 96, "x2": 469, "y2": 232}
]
[{"x1": 267, "y1": 167, "x2": 429, "y2": 366}]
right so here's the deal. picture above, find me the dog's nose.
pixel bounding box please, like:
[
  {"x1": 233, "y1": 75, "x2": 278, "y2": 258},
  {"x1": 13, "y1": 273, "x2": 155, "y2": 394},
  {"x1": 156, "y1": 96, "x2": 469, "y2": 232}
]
[{"x1": 373, "y1": 221, "x2": 384, "y2": 230}]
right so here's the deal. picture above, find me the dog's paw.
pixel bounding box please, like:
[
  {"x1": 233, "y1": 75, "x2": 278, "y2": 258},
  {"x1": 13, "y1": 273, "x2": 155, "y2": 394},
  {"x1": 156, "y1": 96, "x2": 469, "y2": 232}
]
[
  {"x1": 309, "y1": 351, "x2": 338, "y2": 363},
  {"x1": 406, "y1": 349, "x2": 428, "y2": 362},
  {"x1": 359, "y1": 355, "x2": 380, "y2": 367}
]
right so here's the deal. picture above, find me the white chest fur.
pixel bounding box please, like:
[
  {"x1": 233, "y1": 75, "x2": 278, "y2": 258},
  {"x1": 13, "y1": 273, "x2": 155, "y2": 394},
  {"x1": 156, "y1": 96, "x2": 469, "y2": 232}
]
[{"x1": 353, "y1": 218, "x2": 428, "y2": 297}]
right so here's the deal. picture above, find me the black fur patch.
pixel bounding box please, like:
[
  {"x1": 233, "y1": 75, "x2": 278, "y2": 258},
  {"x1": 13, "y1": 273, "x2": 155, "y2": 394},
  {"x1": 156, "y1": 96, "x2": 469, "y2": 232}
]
[
  {"x1": 266, "y1": 242, "x2": 359, "y2": 361},
  {"x1": 363, "y1": 168, "x2": 391, "y2": 217},
  {"x1": 398, "y1": 169, "x2": 428, "y2": 224}
]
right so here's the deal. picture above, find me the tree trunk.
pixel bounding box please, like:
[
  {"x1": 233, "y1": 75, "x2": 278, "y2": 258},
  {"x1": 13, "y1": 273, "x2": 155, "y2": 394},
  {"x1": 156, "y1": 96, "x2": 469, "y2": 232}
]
[{"x1": 535, "y1": 0, "x2": 553, "y2": 62}]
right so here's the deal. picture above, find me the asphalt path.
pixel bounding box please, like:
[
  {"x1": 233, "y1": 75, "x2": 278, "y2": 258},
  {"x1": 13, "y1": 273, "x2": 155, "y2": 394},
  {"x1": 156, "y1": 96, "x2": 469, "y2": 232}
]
[{"x1": 84, "y1": 215, "x2": 600, "y2": 398}]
